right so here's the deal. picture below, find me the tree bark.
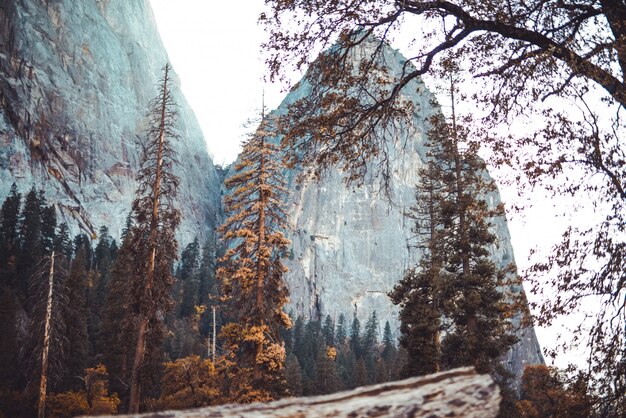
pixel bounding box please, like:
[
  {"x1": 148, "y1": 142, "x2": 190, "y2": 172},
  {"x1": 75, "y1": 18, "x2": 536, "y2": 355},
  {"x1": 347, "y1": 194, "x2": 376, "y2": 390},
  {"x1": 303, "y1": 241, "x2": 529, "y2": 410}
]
[{"x1": 94, "y1": 367, "x2": 500, "y2": 418}]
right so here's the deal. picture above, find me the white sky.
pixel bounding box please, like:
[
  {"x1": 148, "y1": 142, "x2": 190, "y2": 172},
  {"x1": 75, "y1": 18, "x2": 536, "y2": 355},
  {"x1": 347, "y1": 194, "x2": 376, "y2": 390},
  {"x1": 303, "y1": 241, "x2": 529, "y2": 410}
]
[
  {"x1": 150, "y1": 0, "x2": 292, "y2": 166},
  {"x1": 149, "y1": 0, "x2": 586, "y2": 369}
]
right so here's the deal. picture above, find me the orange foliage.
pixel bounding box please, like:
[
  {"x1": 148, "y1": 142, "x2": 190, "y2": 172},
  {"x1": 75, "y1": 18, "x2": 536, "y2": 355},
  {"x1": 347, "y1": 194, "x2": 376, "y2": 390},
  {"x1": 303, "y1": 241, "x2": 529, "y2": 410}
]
[
  {"x1": 46, "y1": 364, "x2": 119, "y2": 418},
  {"x1": 516, "y1": 365, "x2": 592, "y2": 418}
]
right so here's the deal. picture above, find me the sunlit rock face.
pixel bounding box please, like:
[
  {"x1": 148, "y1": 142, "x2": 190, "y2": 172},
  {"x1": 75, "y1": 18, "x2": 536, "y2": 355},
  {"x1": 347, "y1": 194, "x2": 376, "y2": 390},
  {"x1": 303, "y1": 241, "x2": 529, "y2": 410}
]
[
  {"x1": 0, "y1": 0, "x2": 221, "y2": 243},
  {"x1": 267, "y1": 36, "x2": 544, "y2": 380}
]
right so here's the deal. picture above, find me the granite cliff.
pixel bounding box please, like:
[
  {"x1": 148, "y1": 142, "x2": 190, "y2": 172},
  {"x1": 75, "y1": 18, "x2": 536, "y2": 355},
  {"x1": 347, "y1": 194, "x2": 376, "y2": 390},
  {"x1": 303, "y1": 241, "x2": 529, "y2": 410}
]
[
  {"x1": 265, "y1": 36, "x2": 544, "y2": 380},
  {"x1": 0, "y1": 0, "x2": 221, "y2": 242}
]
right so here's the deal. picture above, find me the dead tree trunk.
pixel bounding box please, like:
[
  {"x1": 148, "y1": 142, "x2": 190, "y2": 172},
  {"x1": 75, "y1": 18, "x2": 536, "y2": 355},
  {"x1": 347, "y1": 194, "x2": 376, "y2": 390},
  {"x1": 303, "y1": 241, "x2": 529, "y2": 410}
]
[{"x1": 38, "y1": 251, "x2": 54, "y2": 418}]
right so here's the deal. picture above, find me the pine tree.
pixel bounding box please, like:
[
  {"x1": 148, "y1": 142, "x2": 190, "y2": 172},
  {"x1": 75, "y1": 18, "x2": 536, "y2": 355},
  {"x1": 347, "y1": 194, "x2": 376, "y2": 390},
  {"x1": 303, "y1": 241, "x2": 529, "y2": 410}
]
[
  {"x1": 197, "y1": 237, "x2": 217, "y2": 306},
  {"x1": 430, "y1": 112, "x2": 518, "y2": 376},
  {"x1": 62, "y1": 244, "x2": 89, "y2": 391},
  {"x1": 0, "y1": 185, "x2": 22, "y2": 389},
  {"x1": 127, "y1": 63, "x2": 181, "y2": 413},
  {"x1": 362, "y1": 311, "x2": 379, "y2": 384},
  {"x1": 19, "y1": 186, "x2": 44, "y2": 302},
  {"x1": 322, "y1": 315, "x2": 335, "y2": 348},
  {"x1": 179, "y1": 238, "x2": 200, "y2": 318},
  {"x1": 217, "y1": 111, "x2": 291, "y2": 399},
  {"x1": 0, "y1": 183, "x2": 21, "y2": 286},
  {"x1": 349, "y1": 315, "x2": 361, "y2": 359},
  {"x1": 381, "y1": 321, "x2": 396, "y2": 364},
  {"x1": 102, "y1": 233, "x2": 137, "y2": 404},
  {"x1": 53, "y1": 223, "x2": 73, "y2": 261},
  {"x1": 284, "y1": 353, "x2": 303, "y2": 396},
  {"x1": 389, "y1": 132, "x2": 446, "y2": 377},
  {"x1": 335, "y1": 313, "x2": 347, "y2": 346},
  {"x1": 90, "y1": 226, "x2": 113, "y2": 358}
]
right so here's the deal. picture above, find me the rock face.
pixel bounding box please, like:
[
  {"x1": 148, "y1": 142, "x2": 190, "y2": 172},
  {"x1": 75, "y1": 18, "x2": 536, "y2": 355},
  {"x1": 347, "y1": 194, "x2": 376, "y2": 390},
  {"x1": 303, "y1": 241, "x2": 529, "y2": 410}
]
[
  {"x1": 268, "y1": 36, "x2": 544, "y2": 380},
  {"x1": 93, "y1": 367, "x2": 501, "y2": 418},
  {"x1": 0, "y1": 0, "x2": 221, "y2": 243}
]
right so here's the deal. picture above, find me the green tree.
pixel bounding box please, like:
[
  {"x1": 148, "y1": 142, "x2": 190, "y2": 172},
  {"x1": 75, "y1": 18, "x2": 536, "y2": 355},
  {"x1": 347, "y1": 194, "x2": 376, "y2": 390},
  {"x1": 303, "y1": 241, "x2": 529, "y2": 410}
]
[
  {"x1": 0, "y1": 183, "x2": 21, "y2": 283},
  {"x1": 284, "y1": 353, "x2": 303, "y2": 396},
  {"x1": 389, "y1": 149, "x2": 445, "y2": 377},
  {"x1": 127, "y1": 63, "x2": 181, "y2": 413},
  {"x1": 433, "y1": 114, "x2": 518, "y2": 376},
  {"x1": 179, "y1": 238, "x2": 200, "y2": 318},
  {"x1": 362, "y1": 311, "x2": 379, "y2": 383},
  {"x1": 322, "y1": 314, "x2": 335, "y2": 348},
  {"x1": 101, "y1": 233, "x2": 137, "y2": 404},
  {"x1": 90, "y1": 226, "x2": 114, "y2": 358},
  {"x1": 381, "y1": 321, "x2": 396, "y2": 364},
  {"x1": 62, "y1": 245, "x2": 89, "y2": 391},
  {"x1": 217, "y1": 112, "x2": 291, "y2": 399},
  {"x1": 349, "y1": 315, "x2": 361, "y2": 359},
  {"x1": 0, "y1": 185, "x2": 22, "y2": 390},
  {"x1": 19, "y1": 186, "x2": 44, "y2": 302},
  {"x1": 335, "y1": 313, "x2": 347, "y2": 346}
]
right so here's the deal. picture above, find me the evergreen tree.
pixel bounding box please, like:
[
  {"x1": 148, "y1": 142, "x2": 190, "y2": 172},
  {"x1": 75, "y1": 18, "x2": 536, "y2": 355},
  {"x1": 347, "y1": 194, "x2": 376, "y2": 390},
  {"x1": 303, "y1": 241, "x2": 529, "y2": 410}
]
[
  {"x1": 197, "y1": 237, "x2": 217, "y2": 306},
  {"x1": 217, "y1": 111, "x2": 291, "y2": 399},
  {"x1": 381, "y1": 321, "x2": 396, "y2": 364},
  {"x1": 429, "y1": 113, "x2": 518, "y2": 376},
  {"x1": 0, "y1": 185, "x2": 22, "y2": 390},
  {"x1": 389, "y1": 133, "x2": 446, "y2": 377},
  {"x1": 322, "y1": 315, "x2": 335, "y2": 348},
  {"x1": 349, "y1": 315, "x2": 361, "y2": 359},
  {"x1": 179, "y1": 238, "x2": 200, "y2": 318},
  {"x1": 127, "y1": 63, "x2": 181, "y2": 413},
  {"x1": 90, "y1": 226, "x2": 113, "y2": 358},
  {"x1": 40, "y1": 203, "x2": 57, "y2": 255},
  {"x1": 292, "y1": 315, "x2": 306, "y2": 359},
  {"x1": 0, "y1": 183, "x2": 21, "y2": 283},
  {"x1": 18, "y1": 186, "x2": 43, "y2": 302},
  {"x1": 335, "y1": 313, "x2": 347, "y2": 346},
  {"x1": 362, "y1": 311, "x2": 379, "y2": 383},
  {"x1": 284, "y1": 353, "x2": 303, "y2": 396},
  {"x1": 53, "y1": 223, "x2": 73, "y2": 261},
  {"x1": 62, "y1": 244, "x2": 89, "y2": 391},
  {"x1": 102, "y1": 233, "x2": 137, "y2": 404},
  {"x1": 312, "y1": 346, "x2": 340, "y2": 395}
]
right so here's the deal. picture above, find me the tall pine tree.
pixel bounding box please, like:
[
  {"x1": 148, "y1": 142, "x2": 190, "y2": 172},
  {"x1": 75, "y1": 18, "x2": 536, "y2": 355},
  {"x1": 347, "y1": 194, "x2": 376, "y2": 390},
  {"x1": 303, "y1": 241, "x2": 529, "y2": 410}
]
[
  {"x1": 218, "y1": 111, "x2": 291, "y2": 400},
  {"x1": 393, "y1": 107, "x2": 519, "y2": 379},
  {"x1": 127, "y1": 63, "x2": 181, "y2": 413}
]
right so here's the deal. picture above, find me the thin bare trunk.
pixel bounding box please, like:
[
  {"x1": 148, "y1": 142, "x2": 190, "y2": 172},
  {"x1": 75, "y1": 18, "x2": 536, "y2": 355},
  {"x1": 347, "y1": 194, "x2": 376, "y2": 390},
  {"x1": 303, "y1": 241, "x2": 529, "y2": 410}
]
[
  {"x1": 38, "y1": 251, "x2": 55, "y2": 418},
  {"x1": 212, "y1": 305, "x2": 216, "y2": 364},
  {"x1": 128, "y1": 64, "x2": 169, "y2": 413}
]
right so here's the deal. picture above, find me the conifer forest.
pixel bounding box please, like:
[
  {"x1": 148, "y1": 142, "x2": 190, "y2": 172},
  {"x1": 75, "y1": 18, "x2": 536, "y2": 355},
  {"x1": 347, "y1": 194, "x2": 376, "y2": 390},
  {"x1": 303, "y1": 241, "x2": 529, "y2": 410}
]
[{"x1": 1, "y1": 1, "x2": 626, "y2": 417}]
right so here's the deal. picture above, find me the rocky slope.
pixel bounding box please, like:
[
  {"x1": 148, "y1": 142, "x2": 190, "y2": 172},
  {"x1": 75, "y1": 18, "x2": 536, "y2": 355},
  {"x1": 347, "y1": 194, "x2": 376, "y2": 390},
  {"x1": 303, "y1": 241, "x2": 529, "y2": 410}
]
[
  {"x1": 0, "y1": 0, "x2": 221, "y2": 242},
  {"x1": 267, "y1": 36, "x2": 544, "y2": 379}
]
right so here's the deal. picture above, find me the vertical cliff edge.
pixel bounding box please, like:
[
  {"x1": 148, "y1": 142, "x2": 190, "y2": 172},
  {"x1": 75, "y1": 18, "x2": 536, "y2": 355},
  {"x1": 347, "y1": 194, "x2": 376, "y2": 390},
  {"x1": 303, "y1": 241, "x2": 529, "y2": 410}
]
[{"x1": 0, "y1": 0, "x2": 221, "y2": 243}]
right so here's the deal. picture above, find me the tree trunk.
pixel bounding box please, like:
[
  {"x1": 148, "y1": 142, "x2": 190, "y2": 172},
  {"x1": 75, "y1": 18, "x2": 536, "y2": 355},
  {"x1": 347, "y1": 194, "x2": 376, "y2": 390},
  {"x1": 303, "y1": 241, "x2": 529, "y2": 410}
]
[
  {"x1": 38, "y1": 251, "x2": 54, "y2": 418},
  {"x1": 95, "y1": 367, "x2": 500, "y2": 418}
]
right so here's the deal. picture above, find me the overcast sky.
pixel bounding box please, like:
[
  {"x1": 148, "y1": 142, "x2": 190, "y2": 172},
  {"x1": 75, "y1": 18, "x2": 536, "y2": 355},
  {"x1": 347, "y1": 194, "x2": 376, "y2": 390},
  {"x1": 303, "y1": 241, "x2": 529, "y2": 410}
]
[
  {"x1": 148, "y1": 0, "x2": 586, "y2": 369},
  {"x1": 149, "y1": 0, "x2": 292, "y2": 166}
]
